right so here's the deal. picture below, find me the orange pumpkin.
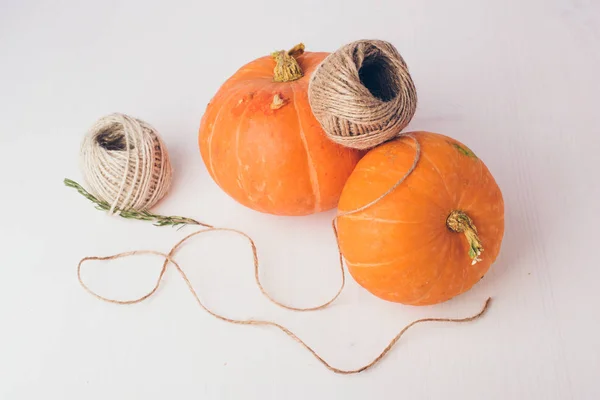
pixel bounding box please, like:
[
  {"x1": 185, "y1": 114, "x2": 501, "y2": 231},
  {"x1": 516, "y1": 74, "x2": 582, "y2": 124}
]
[
  {"x1": 336, "y1": 132, "x2": 504, "y2": 305},
  {"x1": 198, "y1": 44, "x2": 362, "y2": 216}
]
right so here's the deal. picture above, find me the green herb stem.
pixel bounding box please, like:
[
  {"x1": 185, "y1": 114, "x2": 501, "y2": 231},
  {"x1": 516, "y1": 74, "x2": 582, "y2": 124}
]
[{"x1": 64, "y1": 178, "x2": 212, "y2": 228}]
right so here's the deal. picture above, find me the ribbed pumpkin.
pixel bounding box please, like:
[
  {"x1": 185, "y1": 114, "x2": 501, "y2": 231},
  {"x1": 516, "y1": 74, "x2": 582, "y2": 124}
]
[
  {"x1": 198, "y1": 44, "x2": 362, "y2": 216},
  {"x1": 337, "y1": 132, "x2": 504, "y2": 305}
]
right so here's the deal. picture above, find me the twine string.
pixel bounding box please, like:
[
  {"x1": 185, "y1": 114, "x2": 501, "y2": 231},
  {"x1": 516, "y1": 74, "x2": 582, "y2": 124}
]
[
  {"x1": 77, "y1": 133, "x2": 491, "y2": 374},
  {"x1": 336, "y1": 134, "x2": 421, "y2": 219},
  {"x1": 78, "y1": 228, "x2": 491, "y2": 375}
]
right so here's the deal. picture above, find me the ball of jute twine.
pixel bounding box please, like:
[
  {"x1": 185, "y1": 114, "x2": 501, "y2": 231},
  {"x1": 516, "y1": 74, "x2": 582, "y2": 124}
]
[
  {"x1": 308, "y1": 39, "x2": 417, "y2": 150},
  {"x1": 79, "y1": 113, "x2": 172, "y2": 214}
]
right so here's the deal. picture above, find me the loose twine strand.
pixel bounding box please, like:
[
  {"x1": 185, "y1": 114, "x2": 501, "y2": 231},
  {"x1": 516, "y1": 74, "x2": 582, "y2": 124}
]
[{"x1": 77, "y1": 134, "x2": 492, "y2": 374}]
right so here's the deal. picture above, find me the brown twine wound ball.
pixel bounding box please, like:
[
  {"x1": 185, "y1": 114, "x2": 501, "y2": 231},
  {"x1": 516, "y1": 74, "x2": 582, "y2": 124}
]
[
  {"x1": 79, "y1": 113, "x2": 173, "y2": 213},
  {"x1": 308, "y1": 39, "x2": 417, "y2": 150}
]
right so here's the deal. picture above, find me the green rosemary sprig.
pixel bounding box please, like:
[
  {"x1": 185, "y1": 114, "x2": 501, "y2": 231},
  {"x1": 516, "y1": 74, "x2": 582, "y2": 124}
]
[{"x1": 64, "y1": 178, "x2": 212, "y2": 228}]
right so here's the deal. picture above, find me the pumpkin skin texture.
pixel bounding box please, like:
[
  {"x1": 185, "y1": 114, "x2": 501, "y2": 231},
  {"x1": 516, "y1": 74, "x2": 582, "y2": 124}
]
[
  {"x1": 336, "y1": 132, "x2": 504, "y2": 306},
  {"x1": 198, "y1": 48, "x2": 363, "y2": 216}
]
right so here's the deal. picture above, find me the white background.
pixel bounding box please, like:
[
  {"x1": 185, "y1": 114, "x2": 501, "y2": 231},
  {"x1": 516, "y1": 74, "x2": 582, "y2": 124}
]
[{"x1": 1, "y1": 0, "x2": 599, "y2": 399}]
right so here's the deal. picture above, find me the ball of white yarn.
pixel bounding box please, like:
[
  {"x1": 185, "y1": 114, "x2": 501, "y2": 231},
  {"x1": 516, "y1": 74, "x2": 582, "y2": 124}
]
[{"x1": 80, "y1": 113, "x2": 172, "y2": 213}]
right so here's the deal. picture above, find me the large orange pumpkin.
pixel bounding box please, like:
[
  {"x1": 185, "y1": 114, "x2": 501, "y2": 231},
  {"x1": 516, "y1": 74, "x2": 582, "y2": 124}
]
[
  {"x1": 337, "y1": 132, "x2": 504, "y2": 305},
  {"x1": 198, "y1": 44, "x2": 362, "y2": 216}
]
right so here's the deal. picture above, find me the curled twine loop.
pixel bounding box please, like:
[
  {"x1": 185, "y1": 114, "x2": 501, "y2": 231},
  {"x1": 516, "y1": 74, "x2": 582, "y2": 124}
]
[
  {"x1": 308, "y1": 39, "x2": 417, "y2": 150},
  {"x1": 80, "y1": 113, "x2": 172, "y2": 214},
  {"x1": 78, "y1": 134, "x2": 492, "y2": 374}
]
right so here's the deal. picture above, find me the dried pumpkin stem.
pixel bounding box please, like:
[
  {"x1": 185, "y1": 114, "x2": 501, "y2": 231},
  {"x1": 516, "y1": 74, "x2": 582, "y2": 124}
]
[
  {"x1": 447, "y1": 210, "x2": 484, "y2": 265},
  {"x1": 272, "y1": 43, "x2": 305, "y2": 82}
]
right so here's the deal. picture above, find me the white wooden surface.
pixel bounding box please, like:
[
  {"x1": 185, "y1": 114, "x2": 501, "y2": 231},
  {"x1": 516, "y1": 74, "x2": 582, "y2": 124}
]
[{"x1": 1, "y1": 0, "x2": 599, "y2": 398}]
